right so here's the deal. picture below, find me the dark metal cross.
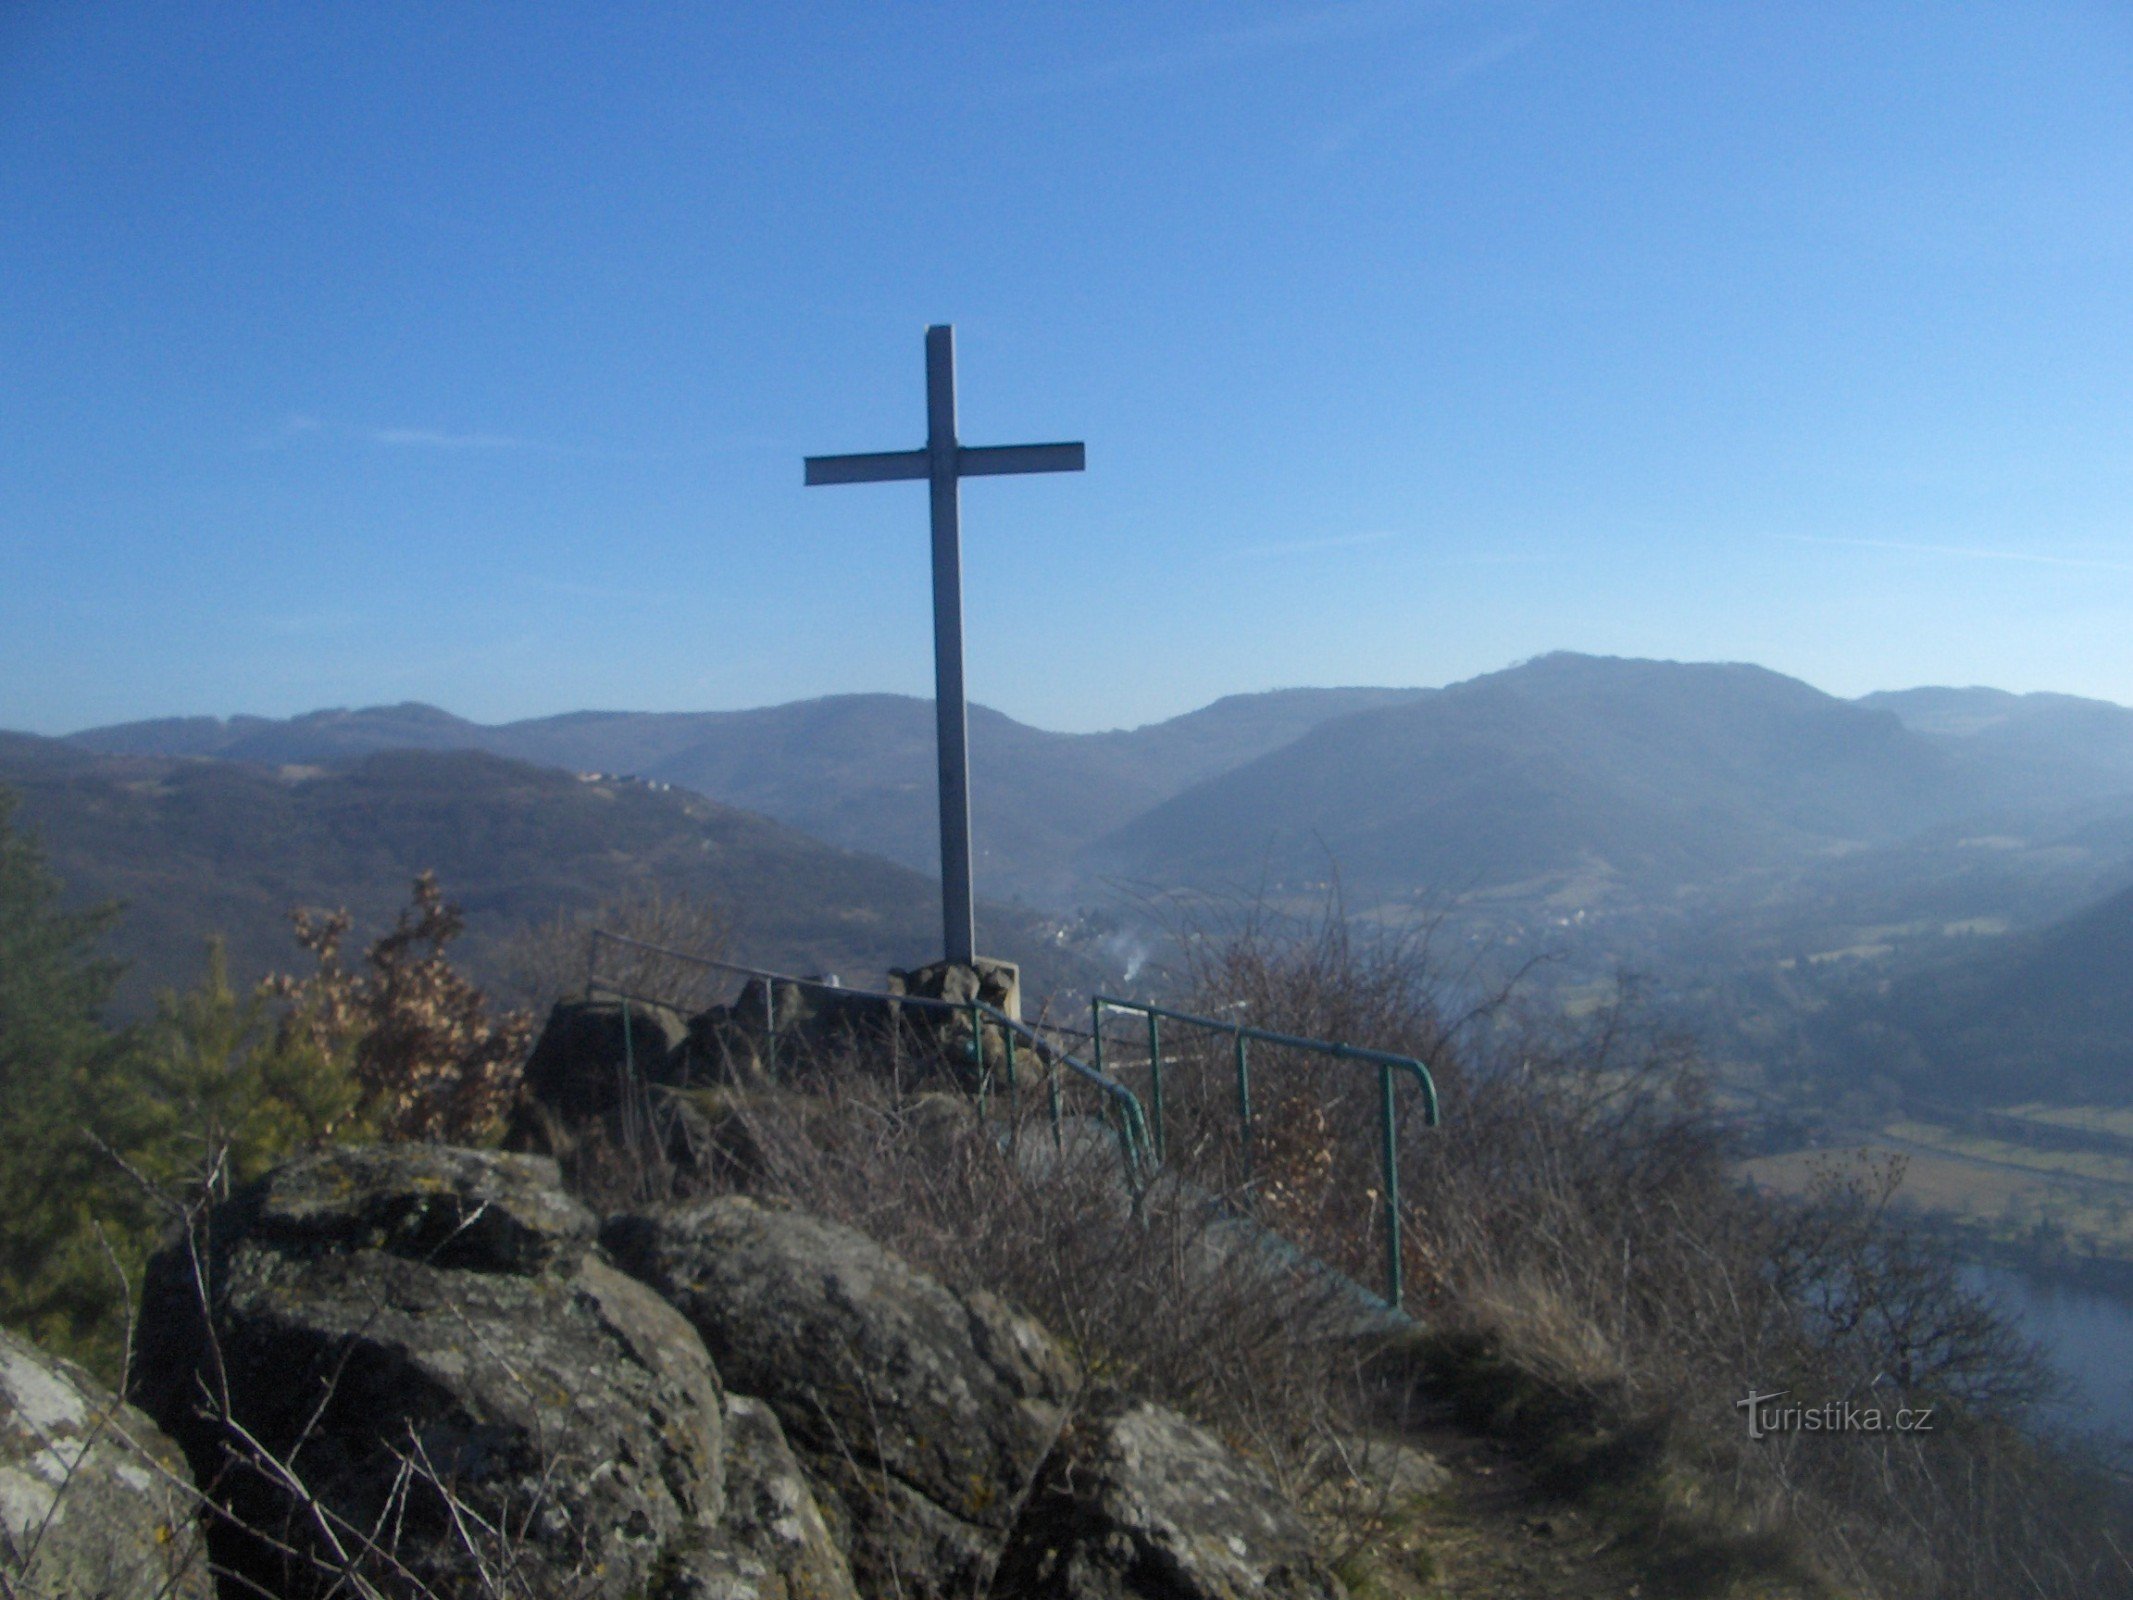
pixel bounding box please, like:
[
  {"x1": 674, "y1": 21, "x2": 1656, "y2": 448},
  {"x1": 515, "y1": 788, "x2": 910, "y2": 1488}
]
[{"x1": 805, "y1": 324, "x2": 1084, "y2": 966}]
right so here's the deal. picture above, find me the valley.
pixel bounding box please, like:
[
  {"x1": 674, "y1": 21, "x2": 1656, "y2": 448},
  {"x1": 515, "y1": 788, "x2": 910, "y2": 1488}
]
[{"x1": 24, "y1": 651, "x2": 2133, "y2": 1399}]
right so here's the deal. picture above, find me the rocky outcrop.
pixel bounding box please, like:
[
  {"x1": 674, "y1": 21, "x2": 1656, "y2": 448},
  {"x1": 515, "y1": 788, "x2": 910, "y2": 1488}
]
[
  {"x1": 603, "y1": 1196, "x2": 1078, "y2": 1600},
  {"x1": 130, "y1": 1146, "x2": 730, "y2": 1600},
  {"x1": 890, "y1": 958, "x2": 1022, "y2": 1025},
  {"x1": 686, "y1": 980, "x2": 902, "y2": 1088},
  {"x1": 675, "y1": 1395, "x2": 857, "y2": 1600},
  {"x1": 113, "y1": 1137, "x2": 1347, "y2": 1599},
  {"x1": 1, "y1": 1325, "x2": 211, "y2": 1600},
  {"x1": 517, "y1": 995, "x2": 691, "y2": 1120},
  {"x1": 995, "y1": 1394, "x2": 1343, "y2": 1600}
]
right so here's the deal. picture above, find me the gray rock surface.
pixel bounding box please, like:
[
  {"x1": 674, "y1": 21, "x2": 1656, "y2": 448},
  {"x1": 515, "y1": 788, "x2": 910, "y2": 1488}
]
[
  {"x1": 603, "y1": 1195, "x2": 1078, "y2": 1600},
  {"x1": 995, "y1": 1393, "x2": 1342, "y2": 1600},
  {"x1": 131, "y1": 1145, "x2": 727, "y2": 1600},
  {"x1": 1, "y1": 1325, "x2": 210, "y2": 1600},
  {"x1": 667, "y1": 1394, "x2": 858, "y2": 1600},
  {"x1": 887, "y1": 960, "x2": 1032, "y2": 1089}
]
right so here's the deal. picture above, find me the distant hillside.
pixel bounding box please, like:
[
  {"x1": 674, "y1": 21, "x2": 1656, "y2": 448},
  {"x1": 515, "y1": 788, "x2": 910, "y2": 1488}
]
[
  {"x1": 62, "y1": 668, "x2": 2133, "y2": 939},
  {"x1": 68, "y1": 687, "x2": 1428, "y2": 902},
  {"x1": 1087, "y1": 654, "x2": 1978, "y2": 902},
  {"x1": 1859, "y1": 686, "x2": 2133, "y2": 808},
  {"x1": 0, "y1": 736, "x2": 1090, "y2": 1018},
  {"x1": 69, "y1": 703, "x2": 493, "y2": 763},
  {"x1": 1810, "y1": 878, "x2": 2133, "y2": 1104}
]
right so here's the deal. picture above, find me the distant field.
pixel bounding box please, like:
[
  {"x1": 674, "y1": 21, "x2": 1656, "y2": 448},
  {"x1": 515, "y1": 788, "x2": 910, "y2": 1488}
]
[
  {"x1": 1738, "y1": 1118, "x2": 2133, "y2": 1262},
  {"x1": 1884, "y1": 1119, "x2": 2133, "y2": 1186},
  {"x1": 2003, "y1": 1104, "x2": 2133, "y2": 1141}
]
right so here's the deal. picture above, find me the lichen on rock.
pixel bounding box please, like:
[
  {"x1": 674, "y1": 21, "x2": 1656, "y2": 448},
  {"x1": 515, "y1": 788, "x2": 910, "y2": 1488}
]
[
  {"x1": 130, "y1": 1144, "x2": 728, "y2": 1600},
  {"x1": 1, "y1": 1323, "x2": 211, "y2": 1600}
]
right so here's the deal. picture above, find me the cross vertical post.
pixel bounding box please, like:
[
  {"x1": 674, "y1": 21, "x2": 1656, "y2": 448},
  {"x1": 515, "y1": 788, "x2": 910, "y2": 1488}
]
[
  {"x1": 804, "y1": 325, "x2": 1084, "y2": 968},
  {"x1": 924, "y1": 326, "x2": 976, "y2": 964}
]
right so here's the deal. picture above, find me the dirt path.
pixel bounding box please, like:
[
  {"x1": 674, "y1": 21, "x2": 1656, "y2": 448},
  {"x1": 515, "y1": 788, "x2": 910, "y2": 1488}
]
[{"x1": 1345, "y1": 1402, "x2": 1658, "y2": 1600}]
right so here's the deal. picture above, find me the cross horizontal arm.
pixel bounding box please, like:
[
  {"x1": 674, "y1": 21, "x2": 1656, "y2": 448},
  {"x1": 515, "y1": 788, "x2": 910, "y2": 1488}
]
[
  {"x1": 956, "y1": 442, "x2": 1086, "y2": 478},
  {"x1": 806, "y1": 442, "x2": 1086, "y2": 487},
  {"x1": 804, "y1": 449, "x2": 929, "y2": 486}
]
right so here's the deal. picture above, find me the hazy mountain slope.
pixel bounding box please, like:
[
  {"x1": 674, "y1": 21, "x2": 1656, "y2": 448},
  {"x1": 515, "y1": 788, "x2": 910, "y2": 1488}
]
[
  {"x1": 1812, "y1": 878, "x2": 2133, "y2": 1104},
  {"x1": 630, "y1": 697, "x2": 1160, "y2": 901},
  {"x1": 1859, "y1": 687, "x2": 2133, "y2": 806},
  {"x1": 1079, "y1": 687, "x2": 1432, "y2": 794},
  {"x1": 0, "y1": 738, "x2": 1084, "y2": 1018},
  {"x1": 1089, "y1": 654, "x2": 1976, "y2": 900},
  {"x1": 66, "y1": 713, "x2": 287, "y2": 758},
  {"x1": 70, "y1": 703, "x2": 492, "y2": 764},
  {"x1": 67, "y1": 688, "x2": 1433, "y2": 903}
]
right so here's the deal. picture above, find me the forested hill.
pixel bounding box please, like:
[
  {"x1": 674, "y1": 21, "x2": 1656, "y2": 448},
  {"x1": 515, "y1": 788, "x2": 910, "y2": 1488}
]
[
  {"x1": 67, "y1": 687, "x2": 1430, "y2": 903},
  {"x1": 1085, "y1": 653, "x2": 1984, "y2": 899},
  {"x1": 0, "y1": 735, "x2": 1088, "y2": 1018},
  {"x1": 1810, "y1": 879, "x2": 2133, "y2": 1104}
]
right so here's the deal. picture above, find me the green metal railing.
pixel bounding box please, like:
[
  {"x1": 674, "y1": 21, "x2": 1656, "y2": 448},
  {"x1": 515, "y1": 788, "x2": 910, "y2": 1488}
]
[
  {"x1": 585, "y1": 931, "x2": 1154, "y2": 1187},
  {"x1": 1090, "y1": 995, "x2": 1439, "y2": 1310},
  {"x1": 578, "y1": 931, "x2": 1440, "y2": 1312}
]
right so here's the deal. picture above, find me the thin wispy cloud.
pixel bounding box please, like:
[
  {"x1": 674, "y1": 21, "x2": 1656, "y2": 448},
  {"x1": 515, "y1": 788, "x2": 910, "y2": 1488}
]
[
  {"x1": 260, "y1": 610, "x2": 367, "y2": 637},
  {"x1": 1022, "y1": 0, "x2": 1442, "y2": 94},
  {"x1": 245, "y1": 415, "x2": 547, "y2": 454},
  {"x1": 243, "y1": 414, "x2": 326, "y2": 451},
  {"x1": 369, "y1": 426, "x2": 540, "y2": 451},
  {"x1": 1242, "y1": 528, "x2": 1398, "y2": 557},
  {"x1": 517, "y1": 575, "x2": 680, "y2": 607},
  {"x1": 245, "y1": 414, "x2": 768, "y2": 462},
  {"x1": 1788, "y1": 533, "x2": 2133, "y2": 573},
  {"x1": 1317, "y1": 26, "x2": 1540, "y2": 153}
]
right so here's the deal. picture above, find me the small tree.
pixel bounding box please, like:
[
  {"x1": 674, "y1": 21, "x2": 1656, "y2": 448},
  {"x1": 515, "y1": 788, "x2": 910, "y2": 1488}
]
[
  {"x1": 139, "y1": 937, "x2": 362, "y2": 1201},
  {"x1": 495, "y1": 885, "x2": 733, "y2": 1015},
  {"x1": 273, "y1": 872, "x2": 534, "y2": 1144},
  {"x1": 0, "y1": 790, "x2": 154, "y2": 1372}
]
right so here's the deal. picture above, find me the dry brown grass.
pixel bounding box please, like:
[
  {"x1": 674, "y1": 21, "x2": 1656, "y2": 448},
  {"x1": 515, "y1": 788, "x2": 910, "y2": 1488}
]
[
  {"x1": 538, "y1": 900, "x2": 2133, "y2": 1599},
  {"x1": 1165, "y1": 902, "x2": 2133, "y2": 1600}
]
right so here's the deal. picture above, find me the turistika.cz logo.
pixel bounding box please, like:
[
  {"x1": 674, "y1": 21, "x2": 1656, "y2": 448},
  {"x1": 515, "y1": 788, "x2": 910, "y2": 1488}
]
[{"x1": 1735, "y1": 1388, "x2": 1936, "y2": 1440}]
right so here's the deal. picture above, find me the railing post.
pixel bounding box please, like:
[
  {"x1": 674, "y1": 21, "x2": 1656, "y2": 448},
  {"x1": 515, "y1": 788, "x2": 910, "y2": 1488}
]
[
  {"x1": 1234, "y1": 1027, "x2": 1253, "y2": 1190},
  {"x1": 1048, "y1": 1054, "x2": 1064, "y2": 1153},
  {"x1": 620, "y1": 992, "x2": 642, "y2": 1163},
  {"x1": 763, "y1": 979, "x2": 776, "y2": 1075},
  {"x1": 1380, "y1": 1059, "x2": 1402, "y2": 1311},
  {"x1": 1146, "y1": 1011, "x2": 1166, "y2": 1162},
  {"x1": 1003, "y1": 1024, "x2": 1019, "y2": 1134}
]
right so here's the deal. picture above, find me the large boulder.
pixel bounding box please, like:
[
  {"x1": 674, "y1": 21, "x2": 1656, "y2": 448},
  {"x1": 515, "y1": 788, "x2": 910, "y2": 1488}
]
[
  {"x1": 603, "y1": 1196, "x2": 1078, "y2": 1600},
  {"x1": 1, "y1": 1325, "x2": 211, "y2": 1600},
  {"x1": 130, "y1": 1145, "x2": 728, "y2": 1600},
  {"x1": 518, "y1": 995, "x2": 690, "y2": 1120},
  {"x1": 687, "y1": 980, "x2": 907, "y2": 1088},
  {"x1": 995, "y1": 1393, "x2": 1343, "y2": 1600}
]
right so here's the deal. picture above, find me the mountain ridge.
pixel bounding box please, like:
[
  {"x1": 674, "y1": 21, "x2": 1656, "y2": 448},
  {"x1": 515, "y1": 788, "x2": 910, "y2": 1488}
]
[
  {"x1": 0, "y1": 735, "x2": 1093, "y2": 1018},
  {"x1": 66, "y1": 686, "x2": 1433, "y2": 901}
]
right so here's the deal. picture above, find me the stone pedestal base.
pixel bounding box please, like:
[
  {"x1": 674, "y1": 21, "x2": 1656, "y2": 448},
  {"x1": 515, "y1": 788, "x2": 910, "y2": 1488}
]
[{"x1": 888, "y1": 957, "x2": 1021, "y2": 1024}]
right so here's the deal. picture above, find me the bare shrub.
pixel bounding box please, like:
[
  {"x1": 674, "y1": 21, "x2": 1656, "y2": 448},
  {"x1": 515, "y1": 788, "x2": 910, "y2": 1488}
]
[
  {"x1": 493, "y1": 888, "x2": 732, "y2": 1016},
  {"x1": 271, "y1": 873, "x2": 533, "y2": 1145},
  {"x1": 1173, "y1": 898, "x2": 2133, "y2": 1599},
  {"x1": 668, "y1": 1039, "x2": 1370, "y2": 1500},
  {"x1": 543, "y1": 903, "x2": 2131, "y2": 1598}
]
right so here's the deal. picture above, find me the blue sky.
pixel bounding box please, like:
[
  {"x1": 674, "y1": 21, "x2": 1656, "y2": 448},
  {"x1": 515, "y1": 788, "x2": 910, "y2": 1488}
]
[{"x1": 4, "y1": 2, "x2": 2131, "y2": 735}]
